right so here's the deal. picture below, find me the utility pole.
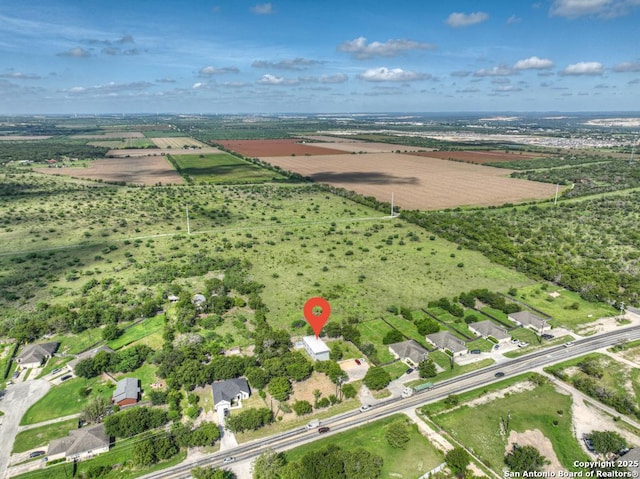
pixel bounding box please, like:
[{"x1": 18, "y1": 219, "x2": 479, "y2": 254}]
[{"x1": 186, "y1": 205, "x2": 191, "y2": 235}]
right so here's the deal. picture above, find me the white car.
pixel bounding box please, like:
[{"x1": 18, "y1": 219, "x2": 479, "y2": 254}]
[
  {"x1": 359, "y1": 405, "x2": 372, "y2": 412},
  {"x1": 223, "y1": 456, "x2": 235, "y2": 464}
]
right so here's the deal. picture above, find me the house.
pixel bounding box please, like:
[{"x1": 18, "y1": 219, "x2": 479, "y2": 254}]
[
  {"x1": 508, "y1": 311, "x2": 550, "y2": 333},
  {"x1": 111, "y1": 378, "x2": 140, "y2": 407},
  {"x1": 16, "y1": 342, "x2": 59, "y2": 369},
  {"x1": 388, "y1": 340, "x2": 428, "y2": 366},
  {"x1": 192, "y1": 294, "x2": 206, "y2": 309},
  {"x1": 212, "y1": 377, "x2": 251, "y2": 421},
  {"x1": 302, "y1": 335, "x2": 331, "y2": 362},
  {"x1": 425, "y1": 331, "x2": 468, "y2": 356},
  {"x1": 468, "y1": 320, "x2": 511, "y2": 343},
  {"x1": 47, "y1": 423, "x2": 110, "y2": 462},
  {"x1": 621, "y1": 448, "x2": 640, "y2": 477}
]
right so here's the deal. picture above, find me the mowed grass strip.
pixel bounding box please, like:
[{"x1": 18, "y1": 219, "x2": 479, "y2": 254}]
[
  {"x1": 171, "y1": 153, "x2": 287, "y2": 183},
  {"x1": 108, "y1": 315, "x2": 165, "y2": 350},
  {"x1": 429, "y1": 382, "x2": 589, "y2": 472},
  {"x1": 13, "y1": 419, "x2": 78, "y2": 453},
  {"x1": 285, "y1": 414, "x2": 444, "y2": 478}
]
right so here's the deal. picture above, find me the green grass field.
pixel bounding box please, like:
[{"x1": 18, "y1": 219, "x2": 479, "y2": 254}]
[
  {"x1": 171, "y1": 153, "x2": 288, "y2": 183},
  {"x1": 108, "y1": 315, "x2": 165, "y2": 350},
  {"x1": 20, "y1": 377, "x2": 113, "y2": 425},
  {"x1": 285, "y1": 414, "x2": 444, "y2": 478},
  {"x1": 88, "y1": 139, "x2": 156, "y2": 149},
  {"x1": 383, "y1": 315, "x2": 429, "y2": 346},
  {"x1": 12, "y1": 419, "x2": 78, "y2": 453},
  {"x1": 428, "y1": 382, "x2": 589, "y2": 473}
]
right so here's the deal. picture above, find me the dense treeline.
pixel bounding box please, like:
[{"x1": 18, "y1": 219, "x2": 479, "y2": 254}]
[
  {"x1": 511, "y1": 160, "x2": 640, "y2": 197},
  {"x1": 402, "y1": 193, "x2": 640, "y2": 306},
  {"x1": 0, "y1": 139, "x2": 109, "y2": 164},
  {"x1": 487, "y1": 153, "x2": 619, "y2": 170}
]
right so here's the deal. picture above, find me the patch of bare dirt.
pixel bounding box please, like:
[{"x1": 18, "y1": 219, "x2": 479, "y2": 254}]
[
  {"x1": 466, "y1": 382, "x2": 536, "y2": 408},
  {"x1": 507, "y1": 429, "x2": 563, "y2": 472}
]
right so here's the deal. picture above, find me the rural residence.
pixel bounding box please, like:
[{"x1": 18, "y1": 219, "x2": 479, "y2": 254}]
[
  {"x1": 302, "y1": 335, "x2": 331, "y2": 362},
  {"x1": 111, "y1": 377, "x2": 141, "y2": 407},
  {"x1": 388, "y1": 340, "x2": 428, "y2": 367},
  {"x1": 16, "y1": 342, "x2": 59, "y2": 369},
  {"x1": 212, "y1": 377, "x2": 251, "y2": 421},
  {"x1": 47, "y1": 423, "x2": 110, "y2": 462},
  {"x1": 468, "y1": 320, "x2": 511, "y2": 343},
  {"x1": 508, "y1": 311, "x2": 550, "y2": 333},
  {"x1": 425, "y1": 331, "x2": 468, "y2": 356}
]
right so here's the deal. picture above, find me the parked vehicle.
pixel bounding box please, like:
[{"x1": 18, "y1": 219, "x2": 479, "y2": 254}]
[
  {"x1": 60, "y1": 374, "x2": 72, "y2": 381},
  {"x1": 354, "y1": 359, "x2": 361, "y2": 365},
  {"x1": 29, "y1": 451, "x2": 45, "y2": 458},
  {"x1": 406, "y1": 368, "x2": 414, "y2": 374},
  {"x1": 470, "y1": 349, "x2": 481, "y2": 354}
]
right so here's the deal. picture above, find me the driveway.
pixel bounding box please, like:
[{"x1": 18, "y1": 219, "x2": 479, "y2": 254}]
[{"x1": 0, "y1": 379, "x2": 50, "y2": 479}]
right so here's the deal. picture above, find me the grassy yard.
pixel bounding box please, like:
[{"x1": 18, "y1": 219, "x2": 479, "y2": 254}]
[
  {"x1": 171, "y1": 153, "x2": 288, "y2": 184},
  {"x1": 108, "y1": 315, "x2": 165, "y2": 350},
  {"x1": 12, "y1": 419, "x2": 78, "y2": 453},
  {"x1": 428, "y1": 382, "x2": 589, "y2": 473},
  {"x1": 357, "y1": 319, "x2": 396, "y2": 363},
  {"x1": 383, "y1": 361, "x2": 410, "y2": 380},
  {"x1": 512, "y1": 284, "x2": 616, "y2": 330},
  {"x1": 88, "y1": 138, "x2": 156, "y2": 149},
  {"x1": 285, "y1": 414, "x2": 444, "y2": 478},
  {"x1": 407, "y1": 352, "x2": 494, "y2": 385},
  {"x1": 50, "y1": 328, "x2": 104, "y2": 355},
  {"x1": 112, "y1": 363, "x2": 159, "y2": 401},
  {"x1": 20, "y1": 377, "x2": 114, "y2": 425},
  {"x1": 465, "y1": 337, "x2": 496, "y2": 352},
  {"x1": 383, "y1": 315, "x2": 429, "y2": 346}
]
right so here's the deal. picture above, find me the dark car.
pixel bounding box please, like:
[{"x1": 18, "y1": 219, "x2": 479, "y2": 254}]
[
  {"x1": 494, "y1": 372, "x2": 505, "y2": 378},
  {"x1": 29, "y1": 451, "x2": 45, "y2": 458},
  {"x1": 542, "y1": 334, "x2": 554, "y2": 340},
  {"x1": 470, "y1": 349, "x2": 481, "y2": 354},
  {"x1": 406, "y1": 368, "x2": 414, "y2": 374},
  {"x1": 60, "y1": 374, "x2": 72, "y2": 381},
  {"x1": 355, "y1": 359, "x2": 361, "y2": 365},
  {"x1": 12, "y1": 371, "x2": 20, "y2": 379},
  {"x1": 318, "y1": 426, "x2": 330, "y2": 434}
]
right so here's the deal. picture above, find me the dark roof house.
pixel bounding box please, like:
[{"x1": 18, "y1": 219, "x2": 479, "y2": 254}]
[
  {"x1": 212, "y1": 377, "x2": 251, "y2": 419},
  {"x1": 16, "y1": 342, "x2": 59, "y2": 368},
  {"x1": 111, "y1": 377, "x2": 141, "y2": 406},
  {"x1": 468, "y1": 320, "x2": 510, "y2": 341},
  {"x1": 388, "y1": 340, "x2": 428, "y2": 366}
]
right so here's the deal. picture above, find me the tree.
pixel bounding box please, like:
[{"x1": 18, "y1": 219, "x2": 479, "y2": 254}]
[
  {"x1": 505, "y1": 445, "x2": 549, "y2": 473},
  {"x1": 385, "y1": 420, "x2": 410, "y2": 449},
  {"x1": 445, "y1": 447, "x2": 471, "y2": 478},
  {"x1": 342, "y1": 448, "x2": 383, "y2": 479},
  {"x1": 192, "y1": 467, "x2": 236, "y2": 479},
  {"x1": 246, "y1": 366, "x2": 269, "y2": 390},
  {"x1": 268, "y1": 376, "x2": 292, "y2": 402},
  {"x1": 589, "y1": 431, "x2": 627, "y2": 455},
  {"x1": 75, "y1": 358, "x2": 97, "y2": 378},
  {"x1": 418, "y1": 358, "x2": 437, "y2": 378},
  {"x1": 415, "y1": 317, "x2": 439, "y2": 335},
  {"x1": 341, "y1": 383, "x2": 357, "y2": 399},
  {"x1": 81, "y1": 396, "x2": 110, "y2": 423},
  {"x1": 292, "y1": 400, "x2": 313, "y2": 416},
  {"x1": 252, "y1": 449, "x2": 287, "y2": 479},
  {"x1": 132, "y1": 438, "x2": 156, "y2": 467},
  {"x1": 363, "y1": 366, "x2": 391, "y2": 391},
  {"x1": 382, "y1": 329, "x2": 404, "y2": 345},
  {"x1": 102, "y1": 323, "x2": 121, "y2": 341}
]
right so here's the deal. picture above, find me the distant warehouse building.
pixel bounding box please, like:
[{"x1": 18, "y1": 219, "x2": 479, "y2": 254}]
[{"x1": 302, "y1": 335, "x2": 331, "y2": 362}]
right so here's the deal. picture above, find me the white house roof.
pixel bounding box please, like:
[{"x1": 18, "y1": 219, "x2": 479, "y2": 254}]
[
  {"x1": 388, "y1": 340, "x2": 428, "y2": 364},
  {"x1": 508, "y1": 310, "x2": 547, "y2": 329},
  {"x1": 426, "y1": 331, "x2": 467, "y2": 353},
  {"x1": 468, "y1": 320, "x2": 510, "y2": 340},
  {"x1": 302, "y1": 335, "x2": 330, "y2": 354}
]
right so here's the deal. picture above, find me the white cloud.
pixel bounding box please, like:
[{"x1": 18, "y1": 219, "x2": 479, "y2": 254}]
[
  {"x1": 252, "y1": 58, "x2": 324, "y2": 70},
  {"x1": 613, "y1": 61, "x2": 640, "y2": 72},
  {"x1": 446, "y1": 12, "x2": 489, "y2": 28},
  {"x1": 0, "y1": 71, "x2": 41, "y2": 80},
  {"x1": 57, "y1": 47, "x2": 91, "y2": 58},
  {"x1": 64, "y1": 81, "x2": 153, "y2": 95},
  {"x1": 474, "y1": 66, "x2": 513, "y2": 77},
  {"x1": 251, "y1": 3, "x2": 274, "y2": 15},
  {"x1": 358, "y1": 67, "x2": 431, "y2": 82},
  {"x1": 506, "y1": 15, "x2": 522, "y2": 24},
  {"x1": 319, "y1": 74, "x2": 348, "y2": 84},
  {"x1": 550, "y1": 0, "x2": 640, "y2": 17},
  {"x1": 513, "y1": 56, "x2": 554, "y2": 70},
  {"x1": 561, "y1": 61, "x2": 604, "y2": 75},
  {"x1": 337, "y1": 37, "x2": 436, "y2": 59},
  {"x1": 199, "y1": 66, "x2": 240, "y2": 76},
  {"x1": 450, "y1": 70, "x2": 472, "y2": 77},
  {"x1": 257, "y1": 74, "x2": 298, "y2": 85}
]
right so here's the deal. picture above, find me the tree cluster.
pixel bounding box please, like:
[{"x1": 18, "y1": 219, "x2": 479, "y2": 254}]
[
  {"x1": 75, "y1": 345, "x2": 152, "y2": 378},
  {"x1": 225, "y1": 407, "x2": 273, "y2": 433},
  {"x1": 103, "y1": 406, "x2": 169, "y2": 438}
]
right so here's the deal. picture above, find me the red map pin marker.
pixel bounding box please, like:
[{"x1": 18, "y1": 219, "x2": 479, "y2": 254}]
[{"x1": 303, "y1": 297, "x2": 331, "y2": 339}]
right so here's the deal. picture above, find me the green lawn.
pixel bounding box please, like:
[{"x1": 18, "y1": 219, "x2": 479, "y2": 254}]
[
  {"x1": 429, "y1": 382, "x2": 589, "y2": 473},
  {"x1": 357, "y1": 320, "x2": 396, "y2": 363},
  {"x1": 20, "y1": 377, "x2": 114, "y2": 425},
  {"x1": 383, "y1": 315, "x2": 429, "y2": 346},
  {"x1": 171, "y1": 153, "x2": 288, "y2": 183},
  {"x1": 50, "y1": 328, "x2": 104, "y2": 355},
  {"x1": 108, "y1": 315, "x2": 165, "y2": 350},
  {"x1": 465, "y1": 337, "x2": 496, "y2": 352},
  {"x1": 383, "y1": 361, "x2": 410, "y2": 380},
  {"x1": 113, "y1": 363, "x2": 159, "y2": 401},
  {"x1": 504, "y1": 333, "x2": 574, "y2": 358},
  {"x1": 13, "y1": 419, "x2": 78, "y2": 453},
  {"x1": 88, "y1": 138, "x2": 156, "y2": 149},
  {"x1": 513, "y1": 284, "x2": 616, "y2": 330},
  {"x1": 285, "y1": 414, "x2": 444, "y2": 478}
]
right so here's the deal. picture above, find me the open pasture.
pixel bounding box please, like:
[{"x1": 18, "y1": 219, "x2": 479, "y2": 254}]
[
  {"x1": 34, "y1": 156, "x2": 184, "y2": 186},
  {"x1": 0, "y1": 136, "x2": 52, "y2": 141},
  {"x1": 406, "y1": 150, "x2": 548, "y2": 164},
  {"x1": 87, "y1": 138, "x2": 156, "y2": 149},
  {"x1": 217, "y1": 138, "x2": 346, "y2": 157},
  {"x1": 171, "y1": 153, "x2": 288, "y2": 183},
  {"x1": 106, "y1": 146, "x2": 221, "y2": 157},
  {"x1": 151, "y1": 137, "x2": 209, "y2": 149},
  {"x1": 262, "y1": 152, "x2": 559, "y2": 210}
]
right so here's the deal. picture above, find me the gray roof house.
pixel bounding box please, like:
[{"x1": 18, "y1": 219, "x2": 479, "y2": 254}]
[
  {"x1": 212, "y1": 377, "x2": 251, "y2": 421},
  {"x1": 508, "y1": 311, "x2": 550, "y2": 332},
  {"x1": 468, "y1": 320, "x2": 510, "y2": 342},
  {"x1": 425, "y1": 331, "x2": 468, "y2": 356},
  {"x1": 48, "y1": 423, "x2": 110, "y2": 462},
  {"x1": 111, "y1": 377, "x2": 141, "y2": 406},
  {"x1": 388, "y1": 340, "x2": 429, "y2": 366},
  {"x1": 16, "y1": 342, "x2": 59, "y2": 369}
]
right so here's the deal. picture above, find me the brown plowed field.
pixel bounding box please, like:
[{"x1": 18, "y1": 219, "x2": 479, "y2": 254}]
[
  {"x1": 405, "y1": 150, "x2": 547, "y2": 163},
  {"x1": 262, "y1": 153, "x2": 559, "y2": 210},
  {"x1": 34, "y1": 156, "x2": 184, "y2": 186},
  {"x1": 216, "y1": 139, "x2": 346, "y2": 157}
]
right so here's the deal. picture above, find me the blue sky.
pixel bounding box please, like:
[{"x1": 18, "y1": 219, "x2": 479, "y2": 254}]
[{"x1": 1, "y1": 0, "x2": 639, "y2": 114}]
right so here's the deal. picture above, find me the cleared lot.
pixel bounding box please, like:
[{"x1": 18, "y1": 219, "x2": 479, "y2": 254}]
[
  {"x1": 151, "y1": 137, "x2": 209, "y2": 149},
  {"x1": 261, "y1": 152, "x2": 559, "y2": 210},
  {"x1": 34, "y1": 156, "x2": 184, "y2": 186},
  {"x1": 217, "y1": 139, "x2": 346, "y2": 157}
]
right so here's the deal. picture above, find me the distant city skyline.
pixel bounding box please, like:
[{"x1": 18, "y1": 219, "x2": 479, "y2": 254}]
[{"x1": 1, "y1": 0, "x2": 639, "y2": 114}]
